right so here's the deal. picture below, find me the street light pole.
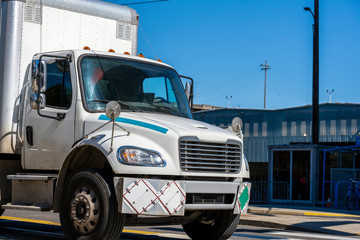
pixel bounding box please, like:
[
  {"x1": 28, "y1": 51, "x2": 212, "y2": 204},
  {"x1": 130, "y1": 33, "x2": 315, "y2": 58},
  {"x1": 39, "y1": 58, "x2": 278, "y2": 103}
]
[
  {"x1": 326, "y1": 89, "x2": 334, "y2": 103},
  {"x1": 304, "y1": 0, "x2": 319, "y2": 145},
  {"x1": 226, "y1": 96, "x2": 232, "y2": 108},
  {"x1": 313, "y1": 0, "x2": 319, "y2": 145}
]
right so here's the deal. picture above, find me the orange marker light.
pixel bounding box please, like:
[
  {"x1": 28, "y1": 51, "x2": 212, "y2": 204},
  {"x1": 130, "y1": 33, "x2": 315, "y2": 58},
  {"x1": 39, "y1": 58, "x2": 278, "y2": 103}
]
[
  {"x1": 138, "y1": 53, "x2": 145, "y2": 58},
  {"x1": 108, "y1": 49, "x2": 115, "y2": 53},
  {"x1": 123, "y1": 52, "x2": 130, "y2": 55},
  {"x1": 156, "y1": 59, "x2": 162, "y2": 62},
  {"x1": 83, "y1": 46, "x2": 90, "y2": 50}
]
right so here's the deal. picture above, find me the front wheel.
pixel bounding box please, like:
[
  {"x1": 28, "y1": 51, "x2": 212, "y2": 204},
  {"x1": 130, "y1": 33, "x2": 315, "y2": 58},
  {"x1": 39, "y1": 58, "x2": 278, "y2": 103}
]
[
  {"x1": 182, "y1": 210, "x2": 240, "y2": 240},
  {"x1": 60, "y1": 170, "x2": 125, "y2": 240}
]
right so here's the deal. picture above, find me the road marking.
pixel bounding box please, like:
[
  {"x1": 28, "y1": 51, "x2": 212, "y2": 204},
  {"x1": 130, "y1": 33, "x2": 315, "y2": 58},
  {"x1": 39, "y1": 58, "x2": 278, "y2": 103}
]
[
  {"x1": 123, "y1": 229, "x2": 189, "y2": 239},
  {"x1": 0, "y1": 216, "x2": 60, "y2": 226},
  {"x1": 123, "y1": 229, "x2": 160, "y2": 235},
  {"x1": 0, "y1": 218, "x2": 189, "y2": 239},
  {"x1": 270, "y1": 231, "x2": 360, "y2": 240},
  {"x1": 304, "y1": 212, "x2": 360, "y2": 218},
  {"x1": 232, "y1": 233, "x2": 299, "y2": 239},
  {"x1": 160, "y1": 233, "x2": 189, "y2": 239}
]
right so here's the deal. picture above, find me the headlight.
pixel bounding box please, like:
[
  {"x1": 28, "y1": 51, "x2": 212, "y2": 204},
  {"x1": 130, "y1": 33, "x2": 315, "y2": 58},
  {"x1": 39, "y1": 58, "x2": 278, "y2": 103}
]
[{"x1": 118, "y1": 147, "x2": 165, "y2": 167}]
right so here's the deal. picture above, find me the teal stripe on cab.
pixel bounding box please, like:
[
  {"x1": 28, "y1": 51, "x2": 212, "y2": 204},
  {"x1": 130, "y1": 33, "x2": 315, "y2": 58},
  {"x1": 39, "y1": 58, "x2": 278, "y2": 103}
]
[{"x1": 98, "y1": 115, "x2": 168, "y2": 134}]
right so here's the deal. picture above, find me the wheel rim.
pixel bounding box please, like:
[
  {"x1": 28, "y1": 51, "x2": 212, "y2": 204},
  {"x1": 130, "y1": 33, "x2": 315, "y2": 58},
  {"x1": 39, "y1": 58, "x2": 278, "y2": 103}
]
[{"x1": 70, "y1": 187, "x2": 100, "y2": 235}]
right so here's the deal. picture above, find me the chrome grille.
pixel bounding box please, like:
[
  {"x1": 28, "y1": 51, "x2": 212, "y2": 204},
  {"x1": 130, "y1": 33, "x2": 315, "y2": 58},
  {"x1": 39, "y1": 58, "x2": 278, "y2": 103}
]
[{"x1": 180, "y1": 140, "x2": 241, "y2": 173}]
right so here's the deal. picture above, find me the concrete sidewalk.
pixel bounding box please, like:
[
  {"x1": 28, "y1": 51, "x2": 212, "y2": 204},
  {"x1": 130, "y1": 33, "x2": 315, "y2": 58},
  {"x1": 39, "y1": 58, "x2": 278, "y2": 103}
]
[{"x1": 240, "y1": 205, "x2": 360, "y2": 236}]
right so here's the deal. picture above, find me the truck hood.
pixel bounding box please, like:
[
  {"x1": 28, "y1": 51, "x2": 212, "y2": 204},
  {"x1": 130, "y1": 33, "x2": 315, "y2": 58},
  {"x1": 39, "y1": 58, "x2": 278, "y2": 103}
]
[
  {"x1": 81, "y1": 112, "x2": 244, "y2": 177},
  {"x1": 84, "y1": 112, "x2": 240, "y2": 143}
]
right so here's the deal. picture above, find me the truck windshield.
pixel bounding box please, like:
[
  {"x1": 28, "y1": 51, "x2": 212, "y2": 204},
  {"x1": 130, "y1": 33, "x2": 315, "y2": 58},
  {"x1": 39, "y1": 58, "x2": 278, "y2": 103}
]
[{"x1": 80, "y1": 56, "x2": 192, "y2": 118}]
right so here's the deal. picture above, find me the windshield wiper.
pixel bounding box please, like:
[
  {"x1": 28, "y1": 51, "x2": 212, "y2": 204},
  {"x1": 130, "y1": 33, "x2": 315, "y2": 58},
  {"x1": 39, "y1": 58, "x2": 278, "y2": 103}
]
[
  {"x1": 144, "y1": 100, "x2": 187, "y2": 118},
  {"x1": 161, "y1": 105, "x2": 188, "y2": 118},
  {"x1": 91, "y1": 100, "x2": 144, "y2": 112}
]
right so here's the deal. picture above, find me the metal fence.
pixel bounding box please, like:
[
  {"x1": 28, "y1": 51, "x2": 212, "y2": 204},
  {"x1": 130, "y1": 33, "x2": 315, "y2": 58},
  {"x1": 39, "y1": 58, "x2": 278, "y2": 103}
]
[{"x1": 249, "y1": 181, "x2": 290, "y2": 203}]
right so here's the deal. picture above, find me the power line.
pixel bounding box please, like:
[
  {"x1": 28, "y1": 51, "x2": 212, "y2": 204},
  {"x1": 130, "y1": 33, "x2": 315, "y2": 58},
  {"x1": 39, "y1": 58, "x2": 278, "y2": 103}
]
[
  {"x1": 197, "y1": 66, "x2": 261, "y2": 95},
  {"x1": 139, "y1": 24, "x2": 158, "y2": 60},
  {"x1": 120, "y1": 0, "x2": 168, "y2": 6}
]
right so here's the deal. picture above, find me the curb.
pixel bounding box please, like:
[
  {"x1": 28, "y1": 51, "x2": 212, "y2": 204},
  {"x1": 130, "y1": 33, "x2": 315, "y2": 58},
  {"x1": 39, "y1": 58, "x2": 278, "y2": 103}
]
[
  {"x1": 248, "y1": 207, "x2": 360, "y2": 218},
  {"x1": 239, "y1": 218, "x2": 321, "y2": 234}
]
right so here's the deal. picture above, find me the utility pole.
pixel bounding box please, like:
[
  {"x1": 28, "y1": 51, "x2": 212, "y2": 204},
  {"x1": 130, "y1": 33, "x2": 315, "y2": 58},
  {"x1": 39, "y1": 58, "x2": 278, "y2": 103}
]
[{"x1": 260, "y1": 61, "x2": 271, "y2": 109}]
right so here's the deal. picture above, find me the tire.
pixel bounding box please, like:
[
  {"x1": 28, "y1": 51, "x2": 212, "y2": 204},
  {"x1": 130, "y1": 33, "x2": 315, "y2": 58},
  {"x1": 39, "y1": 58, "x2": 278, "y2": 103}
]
[
  {"x1": 347, "y1": 195, "x2": 355, "y2": 210},
  {"x1": 182, "y1": 210, "x2": 240, "y2": 240},
  {"x1": 60, "y1": 170, "x2": 125, "y2": 240}
]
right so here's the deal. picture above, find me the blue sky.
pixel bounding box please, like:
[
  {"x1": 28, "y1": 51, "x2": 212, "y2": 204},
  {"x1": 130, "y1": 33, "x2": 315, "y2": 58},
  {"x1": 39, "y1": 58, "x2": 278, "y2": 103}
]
[{"x1": 104, "y1": 0, "x2": 360, "y2": 109}]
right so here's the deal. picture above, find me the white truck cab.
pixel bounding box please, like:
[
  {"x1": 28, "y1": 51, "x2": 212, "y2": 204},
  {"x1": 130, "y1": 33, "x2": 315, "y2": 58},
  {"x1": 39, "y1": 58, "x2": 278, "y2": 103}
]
[{"x1": 0, "y1": 1, "x2": 250, "y2": 240}]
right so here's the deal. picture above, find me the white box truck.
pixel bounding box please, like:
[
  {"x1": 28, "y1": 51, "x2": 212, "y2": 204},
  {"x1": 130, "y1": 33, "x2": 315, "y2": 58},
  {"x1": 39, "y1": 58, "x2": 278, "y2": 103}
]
[{"x1": 0, "y1": 0, "x2": 251, "y2": 239}]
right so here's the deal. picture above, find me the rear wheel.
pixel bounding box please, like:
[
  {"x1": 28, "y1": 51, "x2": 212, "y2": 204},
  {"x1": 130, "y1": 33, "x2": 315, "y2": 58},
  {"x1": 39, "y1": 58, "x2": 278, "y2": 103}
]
[
  {"x1": 182, "y1": 210, "x2": 240, "y2": 240},
  {"x1": 347, "y1": 194, "x2": 355, "y2": 210},
  {"x1": 60, "y1": 170, "x2": 125, "y2": 240}
]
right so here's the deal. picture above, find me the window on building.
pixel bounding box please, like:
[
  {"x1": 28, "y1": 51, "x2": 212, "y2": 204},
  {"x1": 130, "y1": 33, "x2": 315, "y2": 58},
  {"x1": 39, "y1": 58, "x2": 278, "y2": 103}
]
[
  {"x1": 291, "y1": 121, "x2": 297, "y2": 136},
  {"x1": 262, "y1": 122, "x2": 267, "y2": 137},
  {"x1": 320, "y1": 120, "x2": 326, "y2": 136},
  {"x1": 282, "y1": 122, "x2": 287, "y2": 137},
  {"x1": 45, "y1": 61, "x2": 72, "y2": 109},
  {"x1": 340, "y1": 120, "x2": 347, "y2": 135},
  {"x1": 244, "y1": 123, "x2": 250, "y2": 137},
  {"x1": 253, "y1": 123, "x2": 258, "y2": 137},
  {"x1": 300, "y1": 121, "x2": 306, "y2": 137},
  {"x1": 351, "y1": 119, "x2": 357, "y2": 135},
  {"x1": 330, "y1": 120, "x2": 336, "y2": 135},
  {"x1": 341, "y1": 152, "x2": 353, "y2": 168}
]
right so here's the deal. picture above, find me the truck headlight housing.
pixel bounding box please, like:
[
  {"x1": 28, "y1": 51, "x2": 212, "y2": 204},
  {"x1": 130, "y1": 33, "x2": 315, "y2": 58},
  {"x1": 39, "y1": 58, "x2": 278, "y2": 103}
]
[{"x1": 118, "y1": 147, "x2": 166, "y2": 167}]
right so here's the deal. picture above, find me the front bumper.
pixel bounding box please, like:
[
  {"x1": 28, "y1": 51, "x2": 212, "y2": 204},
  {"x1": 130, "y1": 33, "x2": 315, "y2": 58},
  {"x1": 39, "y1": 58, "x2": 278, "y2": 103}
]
[{"x1": 114, "y1": 177, "x2": 251, "y2": 216}]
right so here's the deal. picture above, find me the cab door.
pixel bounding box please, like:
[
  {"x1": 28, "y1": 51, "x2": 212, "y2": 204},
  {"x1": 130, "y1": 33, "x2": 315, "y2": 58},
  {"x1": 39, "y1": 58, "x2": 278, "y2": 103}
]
[{"x1": 24, "y1": 53, "x2": 76, "y2": 170}]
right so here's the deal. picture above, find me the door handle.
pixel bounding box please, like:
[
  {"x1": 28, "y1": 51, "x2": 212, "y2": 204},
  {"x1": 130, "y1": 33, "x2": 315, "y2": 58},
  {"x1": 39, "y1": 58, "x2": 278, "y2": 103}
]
[{"x1": 26, "y1": 126, "x2": 33, "y2": 146}]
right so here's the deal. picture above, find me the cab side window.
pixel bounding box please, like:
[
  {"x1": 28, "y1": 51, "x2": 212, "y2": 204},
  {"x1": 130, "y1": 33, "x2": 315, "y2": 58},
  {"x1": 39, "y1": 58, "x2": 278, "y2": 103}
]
[{"x1": 45, "y1": 61, "x2": 72, "y2": 109}]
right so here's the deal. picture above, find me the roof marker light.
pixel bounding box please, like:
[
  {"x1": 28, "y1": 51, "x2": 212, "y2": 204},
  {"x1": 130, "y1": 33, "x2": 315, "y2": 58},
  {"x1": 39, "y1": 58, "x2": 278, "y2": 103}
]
[
  {"x1": 108, "y1": 49, "x2": 115, "y2": 53},
  {"x1": 138, "y1": 53, "x2": 145, "y2": 58},
  {"x1": 123, "y1": 52, "x2": 130, "y2": 55},
  {"x1": 156, "y1": 59, "x2": 162, "y2": 62},
  {"x1": 83, "y1": 46, "x2": 90, "y2": 50}
]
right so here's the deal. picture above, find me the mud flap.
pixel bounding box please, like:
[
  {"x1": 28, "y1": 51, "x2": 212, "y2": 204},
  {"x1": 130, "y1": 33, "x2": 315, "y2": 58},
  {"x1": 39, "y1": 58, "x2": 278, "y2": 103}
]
[{"x1": 234, "y1": 182, "x2": 251, "y2": 215}]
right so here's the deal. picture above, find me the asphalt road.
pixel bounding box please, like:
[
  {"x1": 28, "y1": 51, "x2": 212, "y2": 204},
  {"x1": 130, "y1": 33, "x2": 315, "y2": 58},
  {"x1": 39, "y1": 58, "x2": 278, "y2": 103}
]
[{"x1": 1, "y1": 210, "x2": 360, "y2": 240}]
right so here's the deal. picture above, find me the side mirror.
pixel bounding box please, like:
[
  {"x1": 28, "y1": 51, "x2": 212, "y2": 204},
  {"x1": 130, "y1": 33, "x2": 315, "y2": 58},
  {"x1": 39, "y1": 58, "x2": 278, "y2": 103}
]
[
  {"x1": 179, "y1": 75, "x2": 194, "y2": 111},
  {"x1": 30, "y1": 93, "x2": 46, "y2": 109},
  {"x1": 31, "y1": 60, "x2": 47, "y2": 92},
  {"x1": 185, "y1": 81, "x2": 192, "y2": 102}
]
